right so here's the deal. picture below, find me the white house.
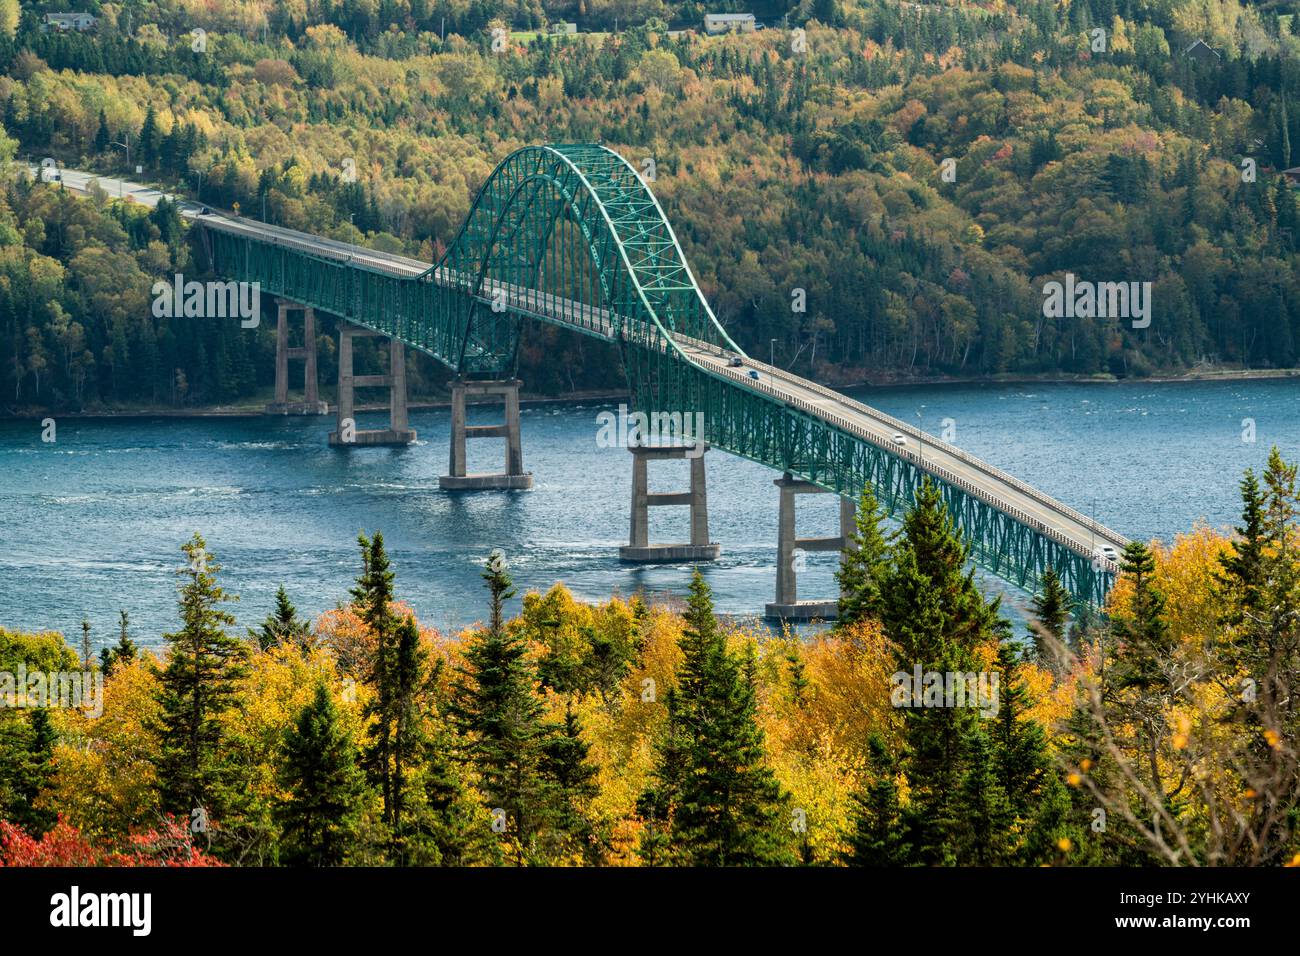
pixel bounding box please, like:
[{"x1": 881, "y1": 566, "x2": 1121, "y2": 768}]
[
  {"x1": 42, "y1": 12, "x2": 98, "y2": 32},
  {"x1": 704, "y1": 13, "x2": 756, "y2": 34}
]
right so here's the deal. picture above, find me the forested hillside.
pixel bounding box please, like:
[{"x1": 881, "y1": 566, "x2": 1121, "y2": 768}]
[{"x1": 2, "y1": 0, "x2": 1299, "y2": 411}]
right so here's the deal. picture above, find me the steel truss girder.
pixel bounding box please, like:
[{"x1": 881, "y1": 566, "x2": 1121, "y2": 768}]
[{"x1": 202, "y1": 144, "x2": 1115, "y2": 609}]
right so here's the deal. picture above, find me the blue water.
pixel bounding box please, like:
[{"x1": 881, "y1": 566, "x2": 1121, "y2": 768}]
[{"x1": 0, "y1": 379, "x2": 1296, "y2": 650}]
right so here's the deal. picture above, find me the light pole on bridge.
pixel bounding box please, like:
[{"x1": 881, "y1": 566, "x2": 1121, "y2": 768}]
[{"x1": 916, "y1": 406, "x2": 925, "y2": 471}]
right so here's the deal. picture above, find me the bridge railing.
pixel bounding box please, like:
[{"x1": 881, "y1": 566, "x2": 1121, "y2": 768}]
[
  {"x1": 665, "y1": 333, "x2": 1117, "y2": 570},
  {"x1": 671, "y1": 332, "x2": 1127, "y2": 551}
]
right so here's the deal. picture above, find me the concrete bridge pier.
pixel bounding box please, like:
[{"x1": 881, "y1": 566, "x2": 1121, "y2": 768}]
[
  {"x1": 328, "y1": 323, "x2": 417, "y2": 446},
  {"x1": 619, "y1": 444, "x2": 720, "y2": 562},
  {"x1": 765, "y1": 474, "x2": 857, "y2": 621},
  {"x1": 265, "y1": 300, "x2": 328, "y2": 415},
  {"x1": 439, "y1": 379, "x2": 533, "y2": 490}
]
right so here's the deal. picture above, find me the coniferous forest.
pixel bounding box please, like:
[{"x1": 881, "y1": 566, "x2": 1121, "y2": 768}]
[
  {"x1": 3, "y1": 0, "x2": 1300, "y2": 412},
  {"x1": 2, "y1": 450, "x2": 1298, "y2": 867}
]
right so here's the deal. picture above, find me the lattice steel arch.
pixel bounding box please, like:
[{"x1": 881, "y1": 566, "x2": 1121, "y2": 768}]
[
  {"x1": 425, "y1": 143, "x2": 743, "y2": 375},
  {"x1": 198, "y1": 143, "x2": 1119, "y2": 608}
]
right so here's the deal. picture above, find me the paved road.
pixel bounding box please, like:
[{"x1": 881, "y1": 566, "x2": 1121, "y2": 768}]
[
  {"x1": 44, "y1": 166, "x2": 1128, "y2": 565},
  {"x1": 26, "y1": 164, "x2": 177, "y2": 208}
]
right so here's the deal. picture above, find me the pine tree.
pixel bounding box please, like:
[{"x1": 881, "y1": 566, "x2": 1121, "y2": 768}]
[
  {"x1": 1250, "y1": 448, "x2": 1300, "y2": 741},
  {"x1": 1029, "y1": 567, "x2": 1072, "y2": 664},
  {"x1": 835, "y1": 484, "x2": 892, "y2": 627},
  {"x1": 254, "y1": 585, "x2": 311, "y2": 651},
  {"x1": 390, "y1": 611, "x2": 428, "y2": 844},
  {"x1": 955, "y1": 728, "x2": 1013, "y2": 864},
  {"x1": 1110, "y1": 541, "x2": 1171, "y2": 694},
  {"x1": 154, "y1": 534, "x2": 249, "y2": 819},
  {"x1": 352, "y1": 532, "x2": 401, "y2": 828},
  {"x1": 79, "y1": 617, "x2": 92, "y2": 670},
  {"x1": 1282, "y1": 94, "x2": 1292, "y2": 171},
  {"x1": 277, "y1": 682, "x2": 366, "y2": 866},
  {"x1": 0, "y1": 708, "x2": 57, "y2": 835},
  {"x1": 449, "y1": 550, "x2": 553, "y2": 862},
  {"x1": 880, "y1": 480, "x2": 1000, "y2": 863},
  {"x1": 986, "y1": 640, "x2": 1066, "y2": 865},
  {"x1": 843, "y1": 735, "x2": 910, "y2": 865},
  {"x1": 641, "y1": 571, "x2": 794, "y2": 866},
  {"x1": 100, "y1": 610, "x2": 138, "y2": 676},
  {"x1": 1217, "y1": 467, "x2": 1266, "y2": 629},
  {"x1": 94, "y1": 109, "x2": 110, "y2": 154},
  {"x1": 786, "y1": 649, "x2": 809, "y2": 708},
  {"x1": 407, "y1": 717, "x2": 499, "y2": 866},
  {"x1": 540, "y1": 703, "x2": 602, "y2": 863},
  {"x1": 636, "y1": 687, "x2": 687, "y2": 866},
  {"x1": 139, "y1": 105, "x2": 159, "y2": 167}
]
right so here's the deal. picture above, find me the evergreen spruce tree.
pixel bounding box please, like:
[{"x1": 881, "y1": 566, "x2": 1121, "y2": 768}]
[
  {"x1": 1251, "y1": 448, "x2": 1300, "y2": 759},
  {"x1": 880, "y1": 480, "x2": 999, "y2": 864},
  {"x1": 139, "y1": 105, "x2": 159, "y2": 166},
  {"x1": 449, "y1": 550, "x2": 554, "y2": 862},
  {"x1": 1023, "y1": 767, "x2": 1111, "y2": 865},
  {"x1": 786, "y1": 649, "x2": 809, "y2": 708},
  {"x1": 843, "y1": 735, "x2": 910, "y2": 865},
  {"x1": 94, "y1": 109, "x2": 110, "y2": 153},
  {"x1": 955, "y1": 728, "x2": 1013, "y2": 864},
  {"x1": 408, "y1": 718, "x2": 499, "y2": 866},
  {"x1": 640, "y1": 570, "x2": 794, "y2": 866},
  {"x1": 1217, "y1": 467, "x2": 1266, "y2": 629},
  {"x1": 254, "y1": 585, "x2": 311, "y2": 651},
  {"x1": 835, "y1": 484, "x2": 892, "y2": 627},
  {"x1": 352, "y1": 532, "x2": 402, "y2": 828},
  {"x1": 1029, "y1": 567, "x2": 1072, "y2": 664},
  {"x1": 277, "y1": 682, "x2": 366, "y2": 866},
  {"x1": 540, "y1": 703, "x2": 602, "y2": 863},
  {"x1": 635, "y1": 687, "x2": 687, "y2": 866},
  {"x1": 0, "y1": 708, "x2": 57, "y2": 835},
  {"x1": 79, "y1": 617, "x2": 92, "y2": 670},
  {"x1": 154, "y1": 533, "x2": 249, "y2": 819},
  {"x1": 101, "y1": 610, "x2": 138, "y2": 677},
  {"x1": 1110, "y1": 541, "x2": 1171, "y2": 694},
  {"x1": 390, "y1": 611, "x2": 428, "y2": 846}
]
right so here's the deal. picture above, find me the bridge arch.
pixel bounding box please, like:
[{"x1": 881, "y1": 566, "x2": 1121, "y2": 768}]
[{"x1": 431, "y1": 144, "x2": 742, "y2": 377}]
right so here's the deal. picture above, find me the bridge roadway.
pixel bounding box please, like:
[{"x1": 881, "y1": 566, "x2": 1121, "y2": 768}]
[{"x1": 186, "y1": 207, "x2": 1129, "y2": 571}]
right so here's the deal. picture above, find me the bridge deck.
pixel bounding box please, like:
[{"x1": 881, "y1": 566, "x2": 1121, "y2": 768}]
[{"x1": 189, "y1": 208, "x2": 1128, "y2": 570}]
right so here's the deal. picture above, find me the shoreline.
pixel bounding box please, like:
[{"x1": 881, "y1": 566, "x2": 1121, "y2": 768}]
[{"x1": 3, "y1": 367, "x2": 1296, "y2": 420}]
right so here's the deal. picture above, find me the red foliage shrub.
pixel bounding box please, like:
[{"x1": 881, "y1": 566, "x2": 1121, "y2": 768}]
[{"x1": 0, "y1": 816, "x2": 223, "y2": 867}]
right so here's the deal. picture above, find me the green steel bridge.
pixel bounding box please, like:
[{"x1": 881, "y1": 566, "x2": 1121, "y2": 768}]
[{"x1": 191, "y1": 143, "x2": 1126, "y2": 606}]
